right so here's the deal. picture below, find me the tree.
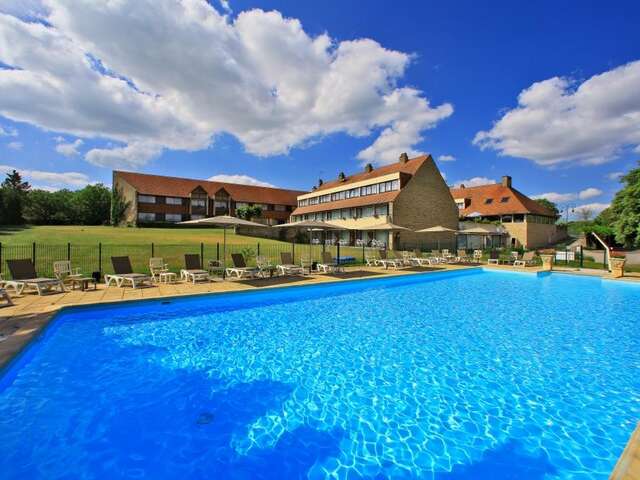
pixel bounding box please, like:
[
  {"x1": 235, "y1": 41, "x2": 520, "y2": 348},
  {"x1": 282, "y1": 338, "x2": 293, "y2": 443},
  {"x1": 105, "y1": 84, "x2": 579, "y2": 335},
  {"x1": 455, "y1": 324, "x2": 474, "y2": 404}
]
[
  {"x1": 74, "y1": 184, "x2": 111, "y2": 225},
  {"x1": 236, "y1": 205, "x2": 262, "y2": 221},
  {"x1": 534, "y1": 198, "x2": 559, "y2": 216},
  {"x1": 110, "y1": 187, "x2": 131, "y2": 226},
  {"x1": 609, "y1": 162, "x2": 640, "y2": 248},
  {"x1": 575, "y1": 206, "x2": 594, "y2": 221},
  {"x1": 0, "y1": 169, "x2": 31, "y2": 224}
]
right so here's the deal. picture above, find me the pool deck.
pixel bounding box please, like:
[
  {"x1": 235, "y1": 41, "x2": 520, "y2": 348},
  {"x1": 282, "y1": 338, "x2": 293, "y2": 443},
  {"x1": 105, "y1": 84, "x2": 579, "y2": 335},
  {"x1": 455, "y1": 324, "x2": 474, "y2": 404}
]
[{"x1": 0, "y1": 262, "x2": 638, "y2": 478}]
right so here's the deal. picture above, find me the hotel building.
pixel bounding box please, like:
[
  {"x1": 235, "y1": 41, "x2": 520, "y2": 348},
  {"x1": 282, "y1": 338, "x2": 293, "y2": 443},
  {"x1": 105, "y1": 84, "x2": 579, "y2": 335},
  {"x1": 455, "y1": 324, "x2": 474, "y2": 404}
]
[
  {"x1": 450, "y1": 176, "x2": 563, "y2": 248},
  {"x1": 290, "y1": 153, "x2": 459, "y2": 249},
  {"x1": 112, "y1": 171, "x2": 305, "y2": 226}
]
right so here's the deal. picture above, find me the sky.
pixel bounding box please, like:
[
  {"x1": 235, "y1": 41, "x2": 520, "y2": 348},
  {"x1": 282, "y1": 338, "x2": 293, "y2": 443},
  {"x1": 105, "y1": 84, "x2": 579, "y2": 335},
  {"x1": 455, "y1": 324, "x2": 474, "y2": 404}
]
[{"x1": 0, "y1": 0, "x2": 639, "y2": 217}]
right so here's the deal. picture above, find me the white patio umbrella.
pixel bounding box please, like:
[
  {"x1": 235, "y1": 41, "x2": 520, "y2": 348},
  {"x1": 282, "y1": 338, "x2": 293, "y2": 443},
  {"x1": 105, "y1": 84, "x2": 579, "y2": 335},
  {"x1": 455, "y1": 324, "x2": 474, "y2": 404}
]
[
  {"x1": 363, "y1": 222, "x2": 410, "y2": 231},
  {"x1": 179, "y1": 215, "x2": 269, "y2": 278},
  {"x1": 415, "y1": 225, "x2": 457, "y2": 250},
  {"x1": 273, "y1": 220, "x2": 343, "y2": 266}
]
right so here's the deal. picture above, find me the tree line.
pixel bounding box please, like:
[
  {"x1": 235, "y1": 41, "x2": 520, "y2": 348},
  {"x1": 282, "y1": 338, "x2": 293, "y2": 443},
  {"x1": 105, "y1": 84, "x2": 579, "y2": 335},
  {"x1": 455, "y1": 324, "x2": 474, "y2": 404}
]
[{"x1": 0, "y1": 170, "x2": 112, "y2": 226}]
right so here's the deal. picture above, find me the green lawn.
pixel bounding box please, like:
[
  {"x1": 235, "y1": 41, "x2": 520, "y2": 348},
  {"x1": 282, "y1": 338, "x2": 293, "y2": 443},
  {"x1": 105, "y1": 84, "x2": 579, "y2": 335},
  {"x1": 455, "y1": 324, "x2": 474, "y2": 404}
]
[
  {"x1": 0, "y1": 225, "x2": 368, "y2": 277},
  {"x1": 0, "y1": 225, "x2": 288, "y2": 246}
]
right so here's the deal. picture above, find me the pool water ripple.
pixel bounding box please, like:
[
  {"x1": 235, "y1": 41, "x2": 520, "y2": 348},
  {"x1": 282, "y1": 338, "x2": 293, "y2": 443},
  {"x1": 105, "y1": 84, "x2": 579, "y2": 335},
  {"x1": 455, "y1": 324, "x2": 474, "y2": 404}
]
[{"x1": 0, "y1": 270, "x2": 638, "y2": 479}]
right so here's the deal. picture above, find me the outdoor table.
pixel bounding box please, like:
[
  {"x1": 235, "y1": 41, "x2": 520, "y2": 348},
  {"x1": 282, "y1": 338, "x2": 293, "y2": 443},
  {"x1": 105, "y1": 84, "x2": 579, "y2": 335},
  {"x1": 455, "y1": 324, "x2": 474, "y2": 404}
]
[
  {"x1": 158, "y1": 272, "x2": 177, "y2": 284},
  {"x1": 259, "y1": 265, "x2": 278, "y2": 278},
  {"x1": 69, "y1": 277, "x2": 97, "y2": 291}
]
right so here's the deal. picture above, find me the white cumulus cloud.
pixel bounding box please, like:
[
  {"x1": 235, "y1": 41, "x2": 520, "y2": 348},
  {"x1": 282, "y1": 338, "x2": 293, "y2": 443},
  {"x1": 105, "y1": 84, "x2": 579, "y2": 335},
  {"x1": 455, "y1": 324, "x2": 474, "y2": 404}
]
[
  {"x1": 0, "y1": 1, "x2": 452, "y2": 168},
  {"x1": 437, "y1": 154, "x2": 455, "y2": 162},
  {"x1": 451, "y1": 177, "x2": 495, "y2": 188},
  {"x1": 0, "y1": 125, "x2": 18, "y2": 136},
  {"x1": 474, "y1": 60, "x2": 640, "y2": 166},
  {"x1": 208, "y1": 174, "x2": 276, "y2": 188},
  {"x1": 7, "y1": 141, "x2": 22, "y2": 150},
  {"x1": 55, "y1": 138, "x2": 83, "y2": 157},
  {"x1": 0, "y1": 164, "x2": 91, "y2": 189},
  {"x1": 606, "y1": 171, "x2": 624, "y2": 181},
  {"x1": 532, "y1": 187, "x2": 603, "y2": 203}
]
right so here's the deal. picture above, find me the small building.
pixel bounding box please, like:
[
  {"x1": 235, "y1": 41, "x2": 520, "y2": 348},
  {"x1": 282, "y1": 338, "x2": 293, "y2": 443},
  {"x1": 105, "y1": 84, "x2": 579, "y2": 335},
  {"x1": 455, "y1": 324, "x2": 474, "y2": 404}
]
[
  {"x1": 450, "y1": 176, "x2": 563, "y2": 249},
  {"x1": 290, "y1": 153, "x2": 458, "y2": 249},
  {"x1": 112, "y1": 171, "x2": 305, "y2": 226}
]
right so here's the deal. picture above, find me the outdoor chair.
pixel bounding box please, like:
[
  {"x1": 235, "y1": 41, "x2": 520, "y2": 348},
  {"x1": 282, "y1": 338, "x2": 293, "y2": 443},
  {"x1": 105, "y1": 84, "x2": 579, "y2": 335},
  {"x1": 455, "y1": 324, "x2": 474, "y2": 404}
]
[
  {"x1": 277, "y1": 252, "x2": 305, "y2": 276},
  {"x1": 180, "y1": 254, "x2": 209, "y2": 283},
  {"x1": 430, "y1": 250, "x2": 446, "y2": 264},
  {"x1": 377, "y1": 250, "x2": 404, "y2": 269},
  {"x1": 408, "y1": 249, "x2": 436, "y2": 267},
  {"x1": 364, "y1": 252, "x2": 379, "y2": 267},
  {"x1": 456, "y1": 249, "x2": 471, "y2": 263},
  {"x1": 300, "y1": 255, "x2": 314, "y2": 274},
  {"x1": 226, "y1": 254, "x2": 260, "y2": 279},
  {"x1": 149, "y1": 257, "x2": 169, "y2": 282},
  {"x1": 255, "y1": 256, "x2": 275, "y2": 277},
  {"x1": 317, "y1": 251, "x2": 345, "y2": 273},
  {"x1": 53, "y1": 260, "x2": 83, "y2": 284},
  {"x1": 105, "y1": 257, "x2": 153, "y2": 288},
  {"x1": 513, "y1": 251, "x2": 536, "y2": 268},
  {"x1": 472, "y1": 250, "x2": 483, "y2": 263},
  {"x1": 5, "y1": 259, "x2": 65, "y2": 295}
]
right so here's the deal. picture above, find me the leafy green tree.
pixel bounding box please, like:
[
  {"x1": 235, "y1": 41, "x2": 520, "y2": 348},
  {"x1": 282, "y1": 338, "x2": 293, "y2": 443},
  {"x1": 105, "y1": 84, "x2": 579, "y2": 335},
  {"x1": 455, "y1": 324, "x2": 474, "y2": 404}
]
[
  {"x1": 534, "y1": 198, "x2": 559, "y2": 216},
  {"x1": 110, "y1": 186, "x2": 131, "y2": 226},
  {"x1": 0, "y1": 169, "x2": 30, "y2": 224},
  {"x1": 236, "y1": 205, "x2": 262, "y2": 220},
  {"x1": 74, "y1": 184, "x2": 111, "y2": 225},
  {"x1": 609, "y1": 162, "x2": 640, "y2": 248},
  {"x1": 24, "y1": 189, "x2": 78, "y2": 224}
]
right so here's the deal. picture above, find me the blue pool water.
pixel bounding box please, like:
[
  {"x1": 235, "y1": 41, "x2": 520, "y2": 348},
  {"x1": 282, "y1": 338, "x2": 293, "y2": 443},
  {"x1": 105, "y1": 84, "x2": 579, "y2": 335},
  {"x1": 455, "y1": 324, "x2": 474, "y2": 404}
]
[{"x1": 0, "y1": 269, "x2": 638, "y2": 479}]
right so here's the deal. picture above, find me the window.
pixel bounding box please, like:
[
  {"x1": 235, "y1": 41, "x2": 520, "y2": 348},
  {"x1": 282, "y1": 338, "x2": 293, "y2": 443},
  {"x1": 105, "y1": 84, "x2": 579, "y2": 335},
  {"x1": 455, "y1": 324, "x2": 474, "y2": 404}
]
[
  {"x1": 274, "y1": 204, "x2": 287, "y2": 211},
  {"x1": 137, "y1": 212, "x2": 156, "y2": 222},
  {"x1": 191, "y1": 199, "x2": 206, "y2": 207},
  {"x1": 500, "y1": 197, "x2": 510, "y2": 203},
  {"x1": 191, "y1": 214, "x2": 205, "y2": 220},
  {"x1": 138, "y1": 195, "x2": 156, "y2": 204},
  {"x1": 484, "y1": 198, "x2": 493, "y2": 204},
  {"x1": 165, "y1": 213, "x2": 182, "y2": 222},
  {"x1": 166, "y1": 197, "x2": 182, "y2": 205},
  {"x1": 235, "y1": 202, "x2": 249, "y2": 209},
  {"x1": 455, "y1": 199, "x2": 465, "y2": 210},
  {"x1": 375, "y1": 204, "x2": 388, "y2": 216},
  {"x1": 362, "y1": 206, "x2": 375, "y2": 217}
]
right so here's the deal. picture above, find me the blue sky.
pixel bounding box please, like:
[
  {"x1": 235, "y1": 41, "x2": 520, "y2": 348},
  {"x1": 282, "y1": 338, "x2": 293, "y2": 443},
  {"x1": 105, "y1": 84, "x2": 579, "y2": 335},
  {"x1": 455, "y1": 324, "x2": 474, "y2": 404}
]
[{"x1": 1, "y1": 0, "x2": 639, "y2": 216}]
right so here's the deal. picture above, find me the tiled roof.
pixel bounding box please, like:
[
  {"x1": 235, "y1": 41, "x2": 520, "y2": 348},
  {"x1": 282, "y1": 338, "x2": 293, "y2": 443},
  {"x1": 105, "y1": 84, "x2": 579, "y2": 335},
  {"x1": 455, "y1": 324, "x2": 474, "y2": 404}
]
[
  {"x1": 449, "y1": 183, "x2": 556, "y2": 217},
  {"x1": 291, "y1": 191, "x2": 401, "y2": 216},
  {"x1": 115, "y1": 171, "x2": 306, "y2": 206},
  {"x1": 313, "y1": 155, "x2": 429, "y2": 192}
]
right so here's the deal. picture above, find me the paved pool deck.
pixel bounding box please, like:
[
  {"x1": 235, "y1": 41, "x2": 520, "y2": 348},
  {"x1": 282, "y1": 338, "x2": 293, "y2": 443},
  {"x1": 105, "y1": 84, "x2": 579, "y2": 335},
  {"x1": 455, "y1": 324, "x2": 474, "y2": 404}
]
[{"x1": 0, "y1": 262, "x2": 638, "y2": 478}]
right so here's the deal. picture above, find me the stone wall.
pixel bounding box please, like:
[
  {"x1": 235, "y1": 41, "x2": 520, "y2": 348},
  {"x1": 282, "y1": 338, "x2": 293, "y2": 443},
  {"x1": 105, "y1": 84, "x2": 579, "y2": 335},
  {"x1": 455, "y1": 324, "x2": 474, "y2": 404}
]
[
  {"x1": 112, "y1": 173, "x2": 138, "y2": 225},
  {"x1": 391, "y1": 156, "x2": 459, "y2": 249}
]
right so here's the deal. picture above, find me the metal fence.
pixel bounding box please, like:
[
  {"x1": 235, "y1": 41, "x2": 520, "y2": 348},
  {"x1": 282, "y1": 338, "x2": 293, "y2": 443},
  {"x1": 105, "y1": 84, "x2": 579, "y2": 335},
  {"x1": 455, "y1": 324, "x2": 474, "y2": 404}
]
[
  {"x1": 0, "y1": 242, "x2": 619, "y2": 280},
  {"x1": 0, "y1": 242, "x2": 383, "y2": 279}
]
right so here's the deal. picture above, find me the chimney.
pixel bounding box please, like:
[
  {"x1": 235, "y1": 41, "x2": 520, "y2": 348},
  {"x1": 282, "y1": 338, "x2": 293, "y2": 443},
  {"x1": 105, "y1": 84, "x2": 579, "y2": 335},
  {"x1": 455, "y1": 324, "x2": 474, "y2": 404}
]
[
  {"x1": 459, "y1": 184, "x2": 466, "y2": 189},
  {"x1": 338, "y1": 172, "x2": 346, "y2": 181},
  {"x1": 318, "y1": 178, "x2": 323, "y2": 186},
  {"x1": 364, "y1": 163, "x2": 373, "y2": 173},
  {"x1": 312, "y1": 186, "x2": 317, "y2": 191},
  {"x1": 501, "y1": 175, "x2": 512, "y2": 188},
  {"x1": 399, "y1": 152, "x2": 409, "y2": 164}
]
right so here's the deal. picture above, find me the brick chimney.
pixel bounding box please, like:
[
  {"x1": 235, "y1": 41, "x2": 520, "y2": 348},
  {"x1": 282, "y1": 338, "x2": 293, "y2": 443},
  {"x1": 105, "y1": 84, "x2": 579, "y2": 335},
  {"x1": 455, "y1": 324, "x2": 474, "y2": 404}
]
[
  {"x1": 318, "y1": 178, "x2": 323, "y2": 187},
  {"x1": 338, "y1": 172, "x2": 346, "y2": 181},
  {"x1": 501, "y1": 175, "x2": 512, "y2": 188},
  {"x1": 364, "y1": 163, "x2": 373, "y2": 173},
  {"x1": 399, "y1": 152, "x2": 409, "y2": 164}
]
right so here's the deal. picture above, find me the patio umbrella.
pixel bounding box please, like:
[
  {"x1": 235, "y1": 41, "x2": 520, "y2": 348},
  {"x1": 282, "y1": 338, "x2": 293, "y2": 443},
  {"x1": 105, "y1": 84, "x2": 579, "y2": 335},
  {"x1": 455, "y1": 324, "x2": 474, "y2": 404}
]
[
  {"x1": 363, "y1": 222, "x2": 410, "y2": 231},
  {"x1": 179, "y1": 215, "x2": 269, "y2": 278},
  {"x1": 273, "y1": 220, "x2": 342, "y2": 267},
  {"x1": 415, "y1": 225, "x2": 457, "y2": 250}
]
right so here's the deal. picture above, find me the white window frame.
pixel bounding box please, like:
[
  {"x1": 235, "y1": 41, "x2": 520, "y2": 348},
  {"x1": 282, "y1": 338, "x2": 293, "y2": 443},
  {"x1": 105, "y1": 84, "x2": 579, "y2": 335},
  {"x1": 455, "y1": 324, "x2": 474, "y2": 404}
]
[
  {"x1": 137, "y1": 212, "x2": 156, "y2": 222},
  {"x1": 165, "y1": 213, "x2": 182, "y2": 223},
  {"x1": 166, "y1": 197, "x2": 182, "y2": 205},
  {"x1": 138, "y1": 195, "x2": 156, "y2": 204}
]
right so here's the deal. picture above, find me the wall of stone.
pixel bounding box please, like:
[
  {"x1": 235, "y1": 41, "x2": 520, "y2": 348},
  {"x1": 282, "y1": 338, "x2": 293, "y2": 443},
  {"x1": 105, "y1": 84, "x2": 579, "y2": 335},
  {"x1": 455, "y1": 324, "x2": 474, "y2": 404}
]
[{"x1": 112, "y1": 173, "x2": 138, "y2": 225}]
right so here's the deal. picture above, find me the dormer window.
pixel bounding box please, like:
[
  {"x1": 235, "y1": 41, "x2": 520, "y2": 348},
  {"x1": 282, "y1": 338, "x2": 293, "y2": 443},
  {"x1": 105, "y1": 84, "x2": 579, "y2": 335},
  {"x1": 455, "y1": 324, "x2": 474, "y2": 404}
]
[
  {"x1": 484, "y1": 198, "x2": 493, "y2": 204},
  {"x1": 500, "y1": 196, "x2": 510, "y2": 203}
]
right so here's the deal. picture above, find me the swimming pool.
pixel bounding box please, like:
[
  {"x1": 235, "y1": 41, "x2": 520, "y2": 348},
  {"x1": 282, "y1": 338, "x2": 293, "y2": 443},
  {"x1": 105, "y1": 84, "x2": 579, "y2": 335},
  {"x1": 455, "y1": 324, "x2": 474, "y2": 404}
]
[{"x1": 0, "y1": 269, "x2": 638, "y2": 479}]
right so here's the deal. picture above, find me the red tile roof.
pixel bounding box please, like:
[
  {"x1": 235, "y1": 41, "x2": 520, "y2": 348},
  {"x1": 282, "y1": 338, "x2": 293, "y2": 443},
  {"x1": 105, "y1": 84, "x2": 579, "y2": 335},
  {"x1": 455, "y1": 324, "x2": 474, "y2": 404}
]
[
  {"x1": 449, "y1": 183, "x2": 556, "y2": 217},
  {"x1": 313, "y1": 155, "x2": 429, "y2": 192},
  {"x1": 115, "y1": 171, "x2": 306, "y2": 206},
  {"x1": 291, "y1": 191, "x2": 400, "y2": 216}
]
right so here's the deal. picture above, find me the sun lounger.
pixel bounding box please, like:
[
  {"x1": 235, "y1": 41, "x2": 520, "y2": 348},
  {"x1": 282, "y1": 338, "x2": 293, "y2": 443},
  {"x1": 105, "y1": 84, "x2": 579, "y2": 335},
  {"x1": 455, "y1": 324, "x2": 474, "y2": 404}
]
[
  {"x1": 377, "y1": 250, "x2": 404, "y2": 269},
  {"x1": 408, "y1": 249, "x2": 436, "y2": 266},
  {"x1": 277, "y1": 252, "x2": 305, "y2": 276},
  {"x1": 53, "y1": 260, "x2": 83, "y2": 285},
  {"x1": 0, "y1": 287, "x2": 13, "y2": 307},
  {"x1": 365, "y1": 252, "x2": 379, "y2": 267},
  {"x1": 513, "y1": 251, "x2": 536, "y2": 267},
  {"x1": 456, "y1": 249, "x2": 471, "y2": 263},
  {"x1": 487, "y1": 250, "x2": 500, "y2": 265},
  {"x1": 180, "y1": 254, "x2": 210, "y2": 283},
  {"x1": 105, "y1": 256, "x2": 153, "y2": 288},
  {"x1": 317, "y1": 251, "x2": 345, "y2": 273},
  {"x1": 5, "y1": 259, "x2": 65, "y2": 295},
  {"x1": 226, "y1": 253, "x2": 260, "y2": 279}
]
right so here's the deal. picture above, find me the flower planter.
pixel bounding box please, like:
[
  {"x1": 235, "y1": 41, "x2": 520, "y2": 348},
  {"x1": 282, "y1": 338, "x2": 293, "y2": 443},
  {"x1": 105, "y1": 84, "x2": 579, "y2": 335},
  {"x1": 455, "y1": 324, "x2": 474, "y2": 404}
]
[
  {"x1": 610, "y1": 257, "x2": 626, "y2": 278},
  {"x1": 539, "y1": 253, "x2": 554, "y2": 271}
]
